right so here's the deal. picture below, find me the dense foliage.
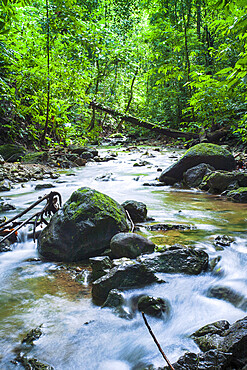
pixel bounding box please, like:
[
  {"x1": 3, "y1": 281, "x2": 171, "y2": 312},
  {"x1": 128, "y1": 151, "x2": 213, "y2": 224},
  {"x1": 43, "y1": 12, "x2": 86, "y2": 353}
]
[{"x1": 0, "y1": 0, "x2": 246, "y2": 147}]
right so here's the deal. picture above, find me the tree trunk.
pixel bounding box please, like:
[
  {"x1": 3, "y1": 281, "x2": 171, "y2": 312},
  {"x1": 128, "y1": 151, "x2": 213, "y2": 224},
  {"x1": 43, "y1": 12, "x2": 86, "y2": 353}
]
[{"x1": 90, "y1": 101, "x2": 199, "y2": 139}]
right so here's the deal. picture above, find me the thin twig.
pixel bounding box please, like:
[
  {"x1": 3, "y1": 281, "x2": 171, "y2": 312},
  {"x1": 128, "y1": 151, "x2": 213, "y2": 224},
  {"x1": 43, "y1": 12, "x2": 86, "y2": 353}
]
[
  {"x1": 142, "y1": 312, "x2": 175, "y2": 370},
  {"x1": 125, "y1": 210, "x2": 134, "y2": 232}
]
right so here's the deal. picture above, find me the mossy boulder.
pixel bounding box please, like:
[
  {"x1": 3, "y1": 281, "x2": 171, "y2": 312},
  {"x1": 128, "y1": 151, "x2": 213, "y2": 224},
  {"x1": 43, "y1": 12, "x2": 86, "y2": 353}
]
[
  {"x1": 110, "y1": 232, "x2": 155, "y2": 258},
  {"x1": 191, "y1": 320, "x2": 230, "y2": 352},
  {"x1": 200, "y1": 171, "x2": 237, "y2": 193},
  {"x1": 38, "y1": 187, "x2": 129, "y2": 261},
  {"x1": 159, "y1": 143, "x2": 236, "y2": 184},
  {"x1": 0, "y1": 144, "x2": 26, "y2": 162},
  {"x1": 139, "y1": 245, "x2": 209, "y2": 275},
  {"x1": 227, "y1": 187, "x2": 247, "y2": 203}
]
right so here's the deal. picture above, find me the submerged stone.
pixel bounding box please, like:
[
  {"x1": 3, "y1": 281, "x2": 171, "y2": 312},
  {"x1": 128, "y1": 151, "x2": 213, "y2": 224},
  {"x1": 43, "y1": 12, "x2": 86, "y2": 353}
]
[{"x1": 38, "y1": 187, "x2": 129, "y2": 261}]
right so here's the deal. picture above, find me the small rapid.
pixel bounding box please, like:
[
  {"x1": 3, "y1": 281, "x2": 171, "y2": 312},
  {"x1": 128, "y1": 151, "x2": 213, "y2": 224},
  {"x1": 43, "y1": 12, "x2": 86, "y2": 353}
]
[{"x1": 0, "y1": 146, "x2": 246, "y2": 369}]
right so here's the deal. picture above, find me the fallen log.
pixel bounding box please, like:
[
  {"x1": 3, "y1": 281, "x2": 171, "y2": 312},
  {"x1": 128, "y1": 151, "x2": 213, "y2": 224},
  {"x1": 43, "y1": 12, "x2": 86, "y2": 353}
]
[{"x1": 89, "y1": 101, "x2": 199, "y2": 140}]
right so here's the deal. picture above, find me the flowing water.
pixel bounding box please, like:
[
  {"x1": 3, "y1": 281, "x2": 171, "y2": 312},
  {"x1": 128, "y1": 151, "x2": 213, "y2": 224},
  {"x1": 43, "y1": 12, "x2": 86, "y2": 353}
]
[{"x1": 0, "y1": 145, "x2": 247, "y2": 369}]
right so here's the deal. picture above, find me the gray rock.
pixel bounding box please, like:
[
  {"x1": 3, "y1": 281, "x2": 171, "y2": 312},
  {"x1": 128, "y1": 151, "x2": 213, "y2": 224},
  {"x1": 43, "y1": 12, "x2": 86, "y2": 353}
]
[
  {"x1": 159, "y1": 143, "x2": 236, "y2": 184},
  {"x1": 38, "y1": 187, "x2": 129, "y2": 261},
  {"x1": 35, "y1": 183, "x2": 55, "y2": 190},
  {"x1": 92, "y1": 262, "x2": 161, "y2": 304},
  {"x1": 200, "y1": 171, "x2": 238, "y2": 193},
  {"x1": 191, "y1": 320, "x2": 230, "y2": 352},
  {"x1": 183, "y1": 163, "x2": 215, "y2": 188},
  {"x1": 110, "y1": 232, "x2": 155, "y2": 258},
  {"x1": 0, "y1": 201, "x2": 16, "y2": 212},
  {"x1": 139, "y1": 245, "x2": 208, "y2": 275},
  {"x1": 121, "y1": 200, "x2": 147, "y2": 222},
  {"x1": 89, "y1": 256, "x2": 113, "y2": 281}
]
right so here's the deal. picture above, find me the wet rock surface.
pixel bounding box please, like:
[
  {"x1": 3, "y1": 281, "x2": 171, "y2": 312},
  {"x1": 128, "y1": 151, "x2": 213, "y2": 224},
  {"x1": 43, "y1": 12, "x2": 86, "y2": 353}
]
[
  {"x1": 137, "y1": 295, "x2": 171, "y2": 318},
  {"x1": 138, "y1": 245, "x2": 209, "y2": 275},
  {"x1": 92, "y1": 262, "x2": 161, "y2": 304},
  {"x1": 110, "y1": 232, "x2": 155, "y2": 258}
]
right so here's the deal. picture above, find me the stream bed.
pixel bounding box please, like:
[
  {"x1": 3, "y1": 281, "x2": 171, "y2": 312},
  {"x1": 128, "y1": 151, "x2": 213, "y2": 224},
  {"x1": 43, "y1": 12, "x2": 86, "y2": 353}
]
[{"x1": 0, "y1": 145, "x2": 247, "y2": 369}]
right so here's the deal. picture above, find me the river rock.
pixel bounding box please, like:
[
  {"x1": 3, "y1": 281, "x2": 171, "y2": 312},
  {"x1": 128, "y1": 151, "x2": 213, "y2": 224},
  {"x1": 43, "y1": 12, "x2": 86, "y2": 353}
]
[
  {"x1": 121, "y1": 200, "x2": 147, "y2": 222},
  {"x1": 200, "y1": 171, "x2": 239, "y2": 193},
  {"x1": 227, "y1": 187, "x2": 247, "y2": 203},
  {"x1": 137, "y1": 295, "x2": 171, "y2": 318},
  {"x1": 0, "y1": 180, "x2": 11, "y2": 191},
  {"x1": 164, "y1": 350, "x2": 231, "y2": 369},
  {"x1": 110, "y1": 233, "x2": 155, "y2": 258},
  {"x1": 89, "y1": 256, "x2": 113, "y2": 281},
  {"x1": 191, "y1": 316, "x2": 247, "y2": 368},
  {"x1": 139, "y1": 245, "x2": 208, "y2": 275},
  {"x1": 35, "y1": 183, "x2": 55, "y2": 190},
  {"x1": 191, "y1": 320, "x2": 230, "y2": 352},
  {"x1": 38, "y1": 187, "x2": 129, "y2": 261},
  {"x1": 183, "y1": 163, "x2": 215, "y2": 188},
  {"x1": 0, "y1": 144, "x2": 26, "y2": 162},
  {"x1": 159, "y1": 143, "x2": 236, "y2": 184},
  {"x1": 207, "y1": 285, "x2": 247, "y2": 310},
  {"x1": 91, "y1": 262, "x2": 160, "y2": 304},
  {"x1": 0, "y1": 201, "x2": 16, "y2": 211}
]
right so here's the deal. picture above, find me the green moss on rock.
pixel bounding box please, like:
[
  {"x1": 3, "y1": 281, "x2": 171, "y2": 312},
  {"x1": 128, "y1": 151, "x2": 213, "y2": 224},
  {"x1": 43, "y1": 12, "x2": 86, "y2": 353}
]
[
  {"x1": 0, "y1": 144, "x2": 26, "y2": 162},
  {"x1": 22, "y1": 151, "x2": 47, "y2": 163},
  {"x1": 227, "y1": 187, "x2": 247, "y2": 203}
]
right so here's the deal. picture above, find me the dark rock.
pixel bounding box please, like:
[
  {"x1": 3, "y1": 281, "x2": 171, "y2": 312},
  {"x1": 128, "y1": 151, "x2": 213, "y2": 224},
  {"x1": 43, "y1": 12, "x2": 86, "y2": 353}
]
[
  {"x1": 139, "y1": 245, "x2": 208, "y2": 275},
  {"x1": 133, "y1": 160, "x2": 151, "y2": 167},
  {"x1": 137, "y1": 295, "x2": 171, "y2": 318},
  {"x1": 191, "y1": 316, "x2": 247, "y2": 369},
  {"x1": 21, "y1": 326, "x2": 43, "y2": 346},
  {"x1": 110, "y1": 232, "x2": 155, "y2": 258},
  {"x1": 220, "y1": 316, "x2": 247, "y2": 366},
  {"x1": 35, "y1": 183, "x2": 55, "y2": 190},
  {"x1": 214, "y1": 235, "x2": 234, "y2": 248},
  {"x1": 0, "y1": 154, "x2": 4, "y2": 164},
  {"x1": 227, "y1": 187, "x2": 247, "y2": 203},
  {"x1": 191, "y1": 320, "x2": 230, "y2": 352},
  {"x1": 102, "y1": 289, "x2": 125, "y2": 308},
  {"x1": 183, "y1": 163, "x2": 215, "y2": 188},
  {"x1": 38, "y1": 187, "x2": 129, "y2": 261},
  {"x1": 95, "y1": 173, "x2": 116, "y2": 181},
  {"x1": 80, "y1": 151, "x2": 94, "y2": 159},
  {"x1": 0, "y1": 144, "x2": 26, "y2": 162},
  {"x1": 200, "y1": 171, "x2": 238, "y2": 193},
  {"x1": 121, "y1": 200, "x2": 147, "y2": 222},
  {"x1": 89, "y1": 256, "x2": 113, "y2": 281},
  {"x1": 159, "y1": 143, "x2": 236, "y2": 183},
  {"x1": 91, "y1": 262, "x2": 161, "y2": 304},
  {"x1": 22, "y1": 151, "x2": 48, "y2": 163},
  {"x1": 165, "y1": 350, "x2": 231, "y2": 369},
  {"x1": 207, "y1": 285, "x2": 247, "y2": 310},
  {"x1": 0, "y1": 201, "x2": 16, "y2": 211}
]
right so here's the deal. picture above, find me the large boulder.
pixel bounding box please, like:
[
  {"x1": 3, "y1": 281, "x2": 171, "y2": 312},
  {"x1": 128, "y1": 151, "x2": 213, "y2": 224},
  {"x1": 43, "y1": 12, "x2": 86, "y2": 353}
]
[
  {"x1": 110, "y1": 232, "x2": 155, "y2": 258},
  {"x1": 139, "y1": 245, "x2": 209, "y2": 275},
  {"x1": 0, "y1": 144, "x2": 26, "y2": 162},
  {"x1": 159, "y1": 143, "x2": 236, "y2": 184},
  {"x1": 91, "y1": 262, "x2": 160, "y2": 304},
  {"x1": 38, "y1": 187, "x2": 129, "y2": 261}
]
